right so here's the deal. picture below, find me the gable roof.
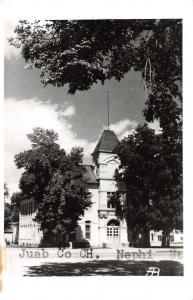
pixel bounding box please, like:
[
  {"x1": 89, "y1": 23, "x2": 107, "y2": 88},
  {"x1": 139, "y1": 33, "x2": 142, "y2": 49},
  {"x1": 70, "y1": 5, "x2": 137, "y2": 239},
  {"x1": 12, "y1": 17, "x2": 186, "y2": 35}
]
[{"x1": 92, "y1": 130, "x2": 119, "y2": 155}]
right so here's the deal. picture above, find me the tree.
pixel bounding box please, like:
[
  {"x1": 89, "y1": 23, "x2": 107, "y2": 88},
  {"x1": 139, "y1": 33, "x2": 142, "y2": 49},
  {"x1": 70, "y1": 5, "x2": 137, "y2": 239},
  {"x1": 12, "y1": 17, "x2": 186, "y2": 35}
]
[
  {"x1": 4, "y1": 203, "x2": 12, "y2": 231},
  {"x1": 10, "y1": 20, "x2": 182, "y2": 246},
  {"x1": 4, "y1": 183, "x2": 9, "y2": 199},
  {"x1": 14, "y1": 127, "x2": 91, "y2": 245},
  {"x1": 9, "y1": 19, "x2": 182, "y2": 171},
  {"x1": 4, "y1": 183, "x2": 12, "y2": 231},
  {"x1": 4, "y1": 190, "x2": 20, "y2": 231},
  {"x1": 114, "y1": 124, "x2": 182, "y2": 247},
  {"x1": 9, "y1": 20, "x2": 182, "y2": 149},
  {"x1": 10, "y1": 192, "x2": 21, "y2": 222},
  {"x1": 9, "y1": 19, "x2": 182, "y2": 100}
]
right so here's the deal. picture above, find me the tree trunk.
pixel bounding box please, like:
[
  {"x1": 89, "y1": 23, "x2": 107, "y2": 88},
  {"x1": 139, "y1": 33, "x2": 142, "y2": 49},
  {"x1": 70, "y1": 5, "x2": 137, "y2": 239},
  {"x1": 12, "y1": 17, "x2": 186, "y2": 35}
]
[
  {"x1": 161, "y1": 229, "x2": 170, "y2": 247},
  {"x1": 142, "y1": 229, "x2": 151, "y2": 247},
  {"x1": 42, "y1": 229, "x2": 53, "y2": 245},
  {"x1": 127, "y1": 228, "x2": 134, "y2": 247},
  {"x1": 66, "y1": 232, "x2": 70, "y2": 246}
]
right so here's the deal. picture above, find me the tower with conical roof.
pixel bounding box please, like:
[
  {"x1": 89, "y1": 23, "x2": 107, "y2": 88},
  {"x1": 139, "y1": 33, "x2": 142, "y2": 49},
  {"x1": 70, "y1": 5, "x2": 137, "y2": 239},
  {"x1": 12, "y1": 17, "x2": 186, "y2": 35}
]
[
  {"x1": 92, "y1": 130, "x2": 119, "y2": 161},
  {"x1": 91, "y1": 129, "x2": 128, "y2": 247},
  {"x1": 92, "y1": 129, "x2": 119, "y2": 182}
]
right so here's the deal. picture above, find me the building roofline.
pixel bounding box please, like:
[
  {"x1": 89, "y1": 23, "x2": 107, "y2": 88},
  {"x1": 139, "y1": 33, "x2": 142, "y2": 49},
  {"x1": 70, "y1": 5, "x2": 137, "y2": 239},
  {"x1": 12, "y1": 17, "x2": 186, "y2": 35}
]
[{"x1": 92, "y1": 130, "x2": 119, "y2": 156}]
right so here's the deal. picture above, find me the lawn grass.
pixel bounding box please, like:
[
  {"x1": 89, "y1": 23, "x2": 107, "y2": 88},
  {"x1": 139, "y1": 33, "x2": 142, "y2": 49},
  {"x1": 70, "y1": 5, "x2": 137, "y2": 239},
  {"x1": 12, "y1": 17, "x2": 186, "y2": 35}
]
[{"x1": 24, "y1": 260, "x2": 183, "y2": 276}]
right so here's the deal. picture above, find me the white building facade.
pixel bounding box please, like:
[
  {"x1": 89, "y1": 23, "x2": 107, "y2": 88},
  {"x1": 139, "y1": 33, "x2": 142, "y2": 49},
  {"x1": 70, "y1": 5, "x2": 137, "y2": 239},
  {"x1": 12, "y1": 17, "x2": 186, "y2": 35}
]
[
  {"x1": 77, "y1": 130, "x2": 128, "y2": 247},
  {"x1": 19, "y1": 199, "x2": 42, "y2": 246}
]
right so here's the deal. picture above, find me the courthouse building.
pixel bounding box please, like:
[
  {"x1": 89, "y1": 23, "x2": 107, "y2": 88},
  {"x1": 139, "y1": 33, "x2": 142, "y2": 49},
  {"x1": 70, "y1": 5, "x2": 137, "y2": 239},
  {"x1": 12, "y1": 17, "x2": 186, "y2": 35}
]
[
  {"x1": 18, "y1": 129, "x2": 128, "y2": 247},
  {"x1": 17, "y1": 129, "x2": 183, "y2": 248}
]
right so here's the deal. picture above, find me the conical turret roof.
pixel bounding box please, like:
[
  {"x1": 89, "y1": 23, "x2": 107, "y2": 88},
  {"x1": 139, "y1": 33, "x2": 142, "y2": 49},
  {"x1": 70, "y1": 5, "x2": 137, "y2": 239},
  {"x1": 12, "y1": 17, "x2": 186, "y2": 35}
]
[{"x1": 92, "y1": 130, "x2": 119, "y2": 155}]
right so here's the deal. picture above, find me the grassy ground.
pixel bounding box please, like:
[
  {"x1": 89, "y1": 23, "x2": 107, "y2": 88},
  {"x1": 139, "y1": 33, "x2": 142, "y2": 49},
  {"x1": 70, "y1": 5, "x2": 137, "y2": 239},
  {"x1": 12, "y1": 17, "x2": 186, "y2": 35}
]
[{"x1": 24, "y1": 259, "x2": 183, "y2": 276}]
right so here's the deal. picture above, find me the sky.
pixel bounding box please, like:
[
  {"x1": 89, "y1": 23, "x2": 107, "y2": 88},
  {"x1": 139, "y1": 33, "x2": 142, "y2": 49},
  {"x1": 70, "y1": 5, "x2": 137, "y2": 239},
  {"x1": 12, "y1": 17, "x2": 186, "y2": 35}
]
[{"x1": 4, "y1": 20, "x2": 160, "y2": 196}]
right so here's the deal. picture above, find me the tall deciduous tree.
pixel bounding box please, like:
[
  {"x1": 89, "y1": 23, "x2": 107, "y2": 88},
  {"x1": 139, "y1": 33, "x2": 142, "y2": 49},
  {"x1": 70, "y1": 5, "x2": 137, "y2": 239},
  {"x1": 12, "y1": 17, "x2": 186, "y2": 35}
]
[
  {"x1": 14, "y1": 127, "x2": 91, "y2": 245},
  {"x1": 114, "y1": 124, "x2": 182, "y2": 247},
  {"x1": 9, "y1": 19, "x2": 182, "y2": 99},
  {"x1": 10, "y1": 19, "x2": 182, "y2": 247}
]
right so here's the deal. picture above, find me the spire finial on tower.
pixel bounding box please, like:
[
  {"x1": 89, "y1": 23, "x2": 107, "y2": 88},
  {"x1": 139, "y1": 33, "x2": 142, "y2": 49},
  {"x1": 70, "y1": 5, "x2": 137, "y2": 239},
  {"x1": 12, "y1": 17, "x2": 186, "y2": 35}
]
[{"x1": 106, "y1": 90, "x2": 110, "y2": 130}]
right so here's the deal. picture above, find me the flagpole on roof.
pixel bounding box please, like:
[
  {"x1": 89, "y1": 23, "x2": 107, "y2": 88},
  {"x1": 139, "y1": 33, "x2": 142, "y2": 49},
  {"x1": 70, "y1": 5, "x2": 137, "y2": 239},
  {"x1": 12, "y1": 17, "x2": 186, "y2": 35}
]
[{"x1": 106, "y1": 90, "x2": 110, "y2": 130}]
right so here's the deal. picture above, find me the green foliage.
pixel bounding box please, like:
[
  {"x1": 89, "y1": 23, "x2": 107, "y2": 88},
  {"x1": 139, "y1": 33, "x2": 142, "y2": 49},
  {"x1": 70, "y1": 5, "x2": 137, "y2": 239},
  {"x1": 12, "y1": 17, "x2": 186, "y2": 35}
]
[
  {"x1": 11, "y1": 192, "x2": 21, "y2": 206},
  {"x1": 4, "y1": 183, "x2": 12, "y2": 230},
  {"x1": 4, "y1": 183, "x2": 9, "y2": 199},
  {"x1": 14, "y1": 127, "x2": 91, "y2": 244},
  {"x1": 4, "y1": 203, "x2": 12, "y2": 231},
  {"x1": 10, "y1": 192, "x2": 22, "y2": 222},
  {"x1": 9, "y1": 19, "x2": 182, "y2": 99},
  {"x1": 115, "y1": 124, "x2": 182, "y2": 247},
  {"x1": 27, "y1": 127, "x2": 58, "y2": 149},
  {"x1": 9, "y1": 19, "x2": 182, "y2": 247}
]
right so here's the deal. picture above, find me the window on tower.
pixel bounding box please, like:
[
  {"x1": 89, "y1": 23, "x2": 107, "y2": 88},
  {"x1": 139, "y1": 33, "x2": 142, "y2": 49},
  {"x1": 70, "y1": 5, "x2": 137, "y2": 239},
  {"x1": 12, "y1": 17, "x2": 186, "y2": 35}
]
[{"x1": 107, "y1": 192, "x2": 116, "y2": 209}]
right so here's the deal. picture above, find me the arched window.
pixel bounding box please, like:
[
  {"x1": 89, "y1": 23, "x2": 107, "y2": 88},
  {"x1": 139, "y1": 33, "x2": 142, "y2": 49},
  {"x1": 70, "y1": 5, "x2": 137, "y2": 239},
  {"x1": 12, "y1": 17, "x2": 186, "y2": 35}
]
[
  {"x1": 107, "y1": 219, "x2": 120, "y2": 238},
  {"x1": 107, "y1": 219, "x2": 120, "y2": 227}
]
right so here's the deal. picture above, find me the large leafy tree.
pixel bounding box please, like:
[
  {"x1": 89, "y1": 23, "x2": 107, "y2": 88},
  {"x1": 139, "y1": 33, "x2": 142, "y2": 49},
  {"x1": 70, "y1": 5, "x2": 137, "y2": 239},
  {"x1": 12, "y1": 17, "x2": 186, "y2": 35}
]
[
  {"x1": 14, "y1": 127, "x2": 91, "y2": 245},
  {"x1": 114, "y1": 124, "x2": 182, "y2": 247},
  {"x1": 9, "y1": 19, "x2": 182, "y2": 99},
  {"x1": 9, "y1": 20, "x2": 182, "y2": 246}
]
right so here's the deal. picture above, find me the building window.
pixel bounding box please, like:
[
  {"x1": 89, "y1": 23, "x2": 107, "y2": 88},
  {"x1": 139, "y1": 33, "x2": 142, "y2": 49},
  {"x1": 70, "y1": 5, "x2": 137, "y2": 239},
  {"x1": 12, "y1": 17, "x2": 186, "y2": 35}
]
[
  {"x1": 85, "y1": 221, "x2": 91, "y2": 239},
  {"x1": 158, "y1": 235, "x2": 162, "y2": 242},
  {"x1": 107, "y1": 192, "x2": 116, "y2": 209},
  {"x1": 107, "y1": 219, "x2": 119, "y2": 237},
  {"x1": 170, "y1": 235, "x2": 174, "y2": 242},
  {"x1": 151, "y1": 233, "x2": 154, "y2": 241},
  {"x1": 107, "y1": 226, "x2": 119, "y2": 237}
]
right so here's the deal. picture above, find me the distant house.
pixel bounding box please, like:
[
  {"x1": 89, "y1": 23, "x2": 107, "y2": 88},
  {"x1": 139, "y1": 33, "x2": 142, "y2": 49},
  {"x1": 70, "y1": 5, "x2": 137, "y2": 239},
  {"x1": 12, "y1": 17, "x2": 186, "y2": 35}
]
[{"x1": 150, "y1": 230, "x2": 183, "y2": 247}]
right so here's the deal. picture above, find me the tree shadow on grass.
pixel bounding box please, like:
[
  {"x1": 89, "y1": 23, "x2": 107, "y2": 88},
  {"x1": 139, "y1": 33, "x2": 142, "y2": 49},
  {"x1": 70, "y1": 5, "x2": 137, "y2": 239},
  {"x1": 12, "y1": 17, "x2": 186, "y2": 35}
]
[{"x1": 24, "y1": 260, "x2": 183, "y2": 276}]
